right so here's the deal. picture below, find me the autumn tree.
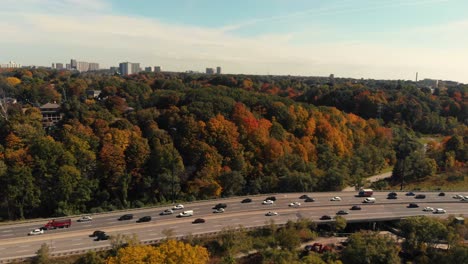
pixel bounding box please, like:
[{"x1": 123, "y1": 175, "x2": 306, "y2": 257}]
[{"x1": 341, "y1": 231, "x2": 399, "y2": 264}]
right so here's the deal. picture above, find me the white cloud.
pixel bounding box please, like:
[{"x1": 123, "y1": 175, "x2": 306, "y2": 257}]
[{"x1": 0, "y1": 0, "x2": 467, "y2": 83}]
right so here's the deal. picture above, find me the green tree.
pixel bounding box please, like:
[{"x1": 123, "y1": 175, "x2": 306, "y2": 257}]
[
  {"x1": 400, "y1": 216, "x2": 448, "y2": 256},
  {"x1": 341, "y1": 231, "x2": 399, "y2": 264},
  {"x1": 33, "y1": 243, "x2": 50, "y2": 264}
]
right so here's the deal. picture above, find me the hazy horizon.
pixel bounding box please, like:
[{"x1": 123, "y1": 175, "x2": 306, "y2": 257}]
[{"x1": 1, "y1": 0, "x2": 468, "y2": 83}]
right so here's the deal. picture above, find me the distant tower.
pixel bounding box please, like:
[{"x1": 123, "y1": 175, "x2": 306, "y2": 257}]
[
  {"x1": 435, "y1": 80, "x2": 439, "y2": 88},
  {"x1": 216, "y1": 66, "x2": 221, "y2": 74},
  {"x1": 415, "y1": 72, "x2": 418, "y2": 82},
  {"x1": 52, "y1": 63, "x2": 55, "y2": 69}
]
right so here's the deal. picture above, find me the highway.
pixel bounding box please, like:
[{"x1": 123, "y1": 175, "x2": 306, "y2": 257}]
[{"x1": 0, "y1": 191, "x2": 466, "y2": 261}]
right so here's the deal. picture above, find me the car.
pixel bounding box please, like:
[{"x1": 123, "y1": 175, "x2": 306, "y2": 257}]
[
  {"x1": 408, "y1": 203, "x2": 419, "y2": 208},
  {"x1": 415, "y1": 194, "x2": 426, "y2": 199},
  {"x1": 213, "y1": 203, "x2": 227, "y2": 209},
  {"x1": 90, "y1": 230, "x2": 105, "y2": 237},
  {"x1": 461, "y1": 198, "x2": 468, "y2": 202},
  {"x1": 330, "y1": 197, "x2": 342, "y2": 201},
  {"x1": 136, "y1": 216, "x2": 152, "y2": 223},
  {"x1": 265, "y1": 196, "x2": 277, "y2": 201},
  {"x1": 387, "y1": 195, "x2": 397, "y2": 199},
  {"x1": 288, "y1": 202, "x2": 301, "y2": 207},
  {"x1": 406, "y1": 192, "x2": 415, "y2": 196},
  {"x1": 265, "y1": 211, "x2": 278, "y2": 216},
  {"x1": 241, "y1": 198, "x2": 252, "y2": 203},
  {"x1": 118, "y1": 214, "x2": 133, "y2": 221},
  {"x1": 28, "y1": 229, "x2": 44, "y2": 236},
  {"x1": 192, "y1": 218, "x2": 206, "y2": 224},
  {"x1": 304, "y1": 197, "x2": 316, "y2": 202},
  {"x1": 438, "y1": 192, "x2": 445, "y2": 196},
  {"x1": 320, "y1": 215, "x2": 332, "y2": 220},
  {"x1": 423, "y1": 207, "x2": 434, "y2": 212},
  {"x1": 95, "y1": 232, "x2": 110, "y2": 241},
  {"x1": 262, "y1": 199, "x2": 274, "y2": 205},
  {"x1": 299, "y1": 194, "x2": 310, "y2": 199},
  {"x1": 388, "y1": 192, "x2": 397, "y2": 197},
  {"x1": 213, "y1": 208, "x2": 225, "y2": 213},
  {"x1": 160, "y1": 209, "x2": 174, "y2": 215},
  {"x1": 77, "y1": 216, "x2": 93, "y2": 222},
  {"x1": 453, "y1": 194, "x2": 464, "y2": 199},
  {"x1": 336, "y1": 210, "x2": 349, "y2": 215},
  {"x1": 172, "y1": 204, "x2": 184, "y2": 210},
  {"x1": 350, "y1": 205, "x2": 362, "y2": 210},
  {"x1": 434, "y1": 208, "x2": 446, "y2": 214}
]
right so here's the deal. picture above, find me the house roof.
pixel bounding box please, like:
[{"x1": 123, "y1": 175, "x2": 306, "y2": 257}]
[{"x1": 40, "y1": 102, "x2": 60, "y2": 109}]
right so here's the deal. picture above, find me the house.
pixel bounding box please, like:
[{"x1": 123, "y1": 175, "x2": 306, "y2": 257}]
[
  {"x1": 86, "y1": 90, "x2": 101, "y2": 98},
  {"x1": 39, "y1": 102, "x2": 63, "y2": 127}
]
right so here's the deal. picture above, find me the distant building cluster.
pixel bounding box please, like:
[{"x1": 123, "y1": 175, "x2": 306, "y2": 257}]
[
  {"x1": 0, "y1": 61, "x2": 21, "y2": 68},
  {"x1": 206, "y1": 66, "x2": 222, "y2": 74},
  {"x1": 52, "y1": 59, "x2": 99, "y2": 72},
  {"x1": 116, "y1": 62, "x2": 162, "y2": 75}
]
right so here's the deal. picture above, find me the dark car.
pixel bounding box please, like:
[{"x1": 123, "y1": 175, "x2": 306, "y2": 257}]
[
  {"x1": 350, "y1": 205, "x2": 362, "y2": 210},
  {"x1": 336, "y1": 210, "x2": 349, "y2": 215},
  {"x1": 299, "y1": 194, "x2": 310, "y2": 199},
  {"x1": 320, "y1": 215, "x2": 332, "y2": 220},
  {"x1": 408, "y1": 203, "x2": 419, "y2": 208},
  {"x1": 136, "y1": 216, "x2": 151, "y2": 223},
  {"x1": 241, "y1": 198, "x2": 252, "y2": 203},
  {"x1": 387, "y1": 195, "x2": 397, "y2": 199},
  {"x1": 415, "y1": 194, "x2": 426, "y2": 199},
  {"x1": 192, "y1": 218, "x2": 206, "y2": 224},
  {"x1": 388, "y1": 192, "x2": 397, "y2": 197},
  {"x1": 406, "y1": 192, "x2": 415, "y2": 196},
  {"x1": 90, "y1": 230, "x2": 105, "y2": 237},
  {"x1": 304, "y1": 197, "x2": 316, "y2": 202},
  {"x1": 438, "y1": 192, "x2": 445, "y2": 196},
  {"x1": 213, "y1": 203, "x2": 227, "y2": 209},
  {"x1": 265, "y1": 196, "x2": 276, "y2": 201},
  {"x1": 118, "y1": 214, "x2": 133, "y2": 221},
  {"x1": 95, "y1": 232, "x2": 110, "y2": 241}
]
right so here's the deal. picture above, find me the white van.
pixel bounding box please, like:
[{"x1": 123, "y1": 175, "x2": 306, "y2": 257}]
[
  {"x1": 178, "y1": 210, "x2": 194, "y2": 217},
  {"x1": 363, "y1": 197, "x2": 376, "y2": 203}
]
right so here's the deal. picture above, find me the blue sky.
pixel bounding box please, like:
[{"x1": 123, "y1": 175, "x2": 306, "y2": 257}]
[{"x1": 1, "y1": 0, "x2": 468, "y2": 82}]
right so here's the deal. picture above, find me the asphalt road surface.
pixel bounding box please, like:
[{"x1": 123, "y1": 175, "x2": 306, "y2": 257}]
[{"x1": 0, "y1": 191, "x2": 466, "y2": 261}]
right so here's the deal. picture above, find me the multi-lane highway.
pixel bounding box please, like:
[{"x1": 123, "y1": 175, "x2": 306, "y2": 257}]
[{"x1": 0, "y1": 191, "x2": 466, "y2": 261}]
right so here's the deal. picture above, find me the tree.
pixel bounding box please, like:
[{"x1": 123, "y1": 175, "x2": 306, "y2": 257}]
[
  {"x1": 33, "y1": 243, "x2": 50, "y2": 264},
  {"x1": 341, "y1": 231, "x2": 399, "y2": 264},
  {"x1": 400, "y1": 216, "x2": 448, "y2": 256}
]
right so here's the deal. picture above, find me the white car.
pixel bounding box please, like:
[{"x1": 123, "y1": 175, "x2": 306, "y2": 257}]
[
  {"x1": 213, "y1": 208, "x2": 225, "y2": 213},
  {"x1": 28, "y1": 229, "x2": 44, "y2": 236},
  {"x1": 288, "y1": 202, "x2": 301, "y2": 207},
  {"x1": 262, "y1": 200, "x2": 274, "y2": 205},
  {"x1": 265, "y1": 211, "x2": 278, "y2": 216},
  {"x1": 77, "y1": 216, "x2": 93, "y2": 222},
  {"x1": 461, "y1": 198, "x2": 468, "y2": 202},
  {"x1": 434, "y1": 208, "x2": 446, "y2": 214},
  {"x1": 423, "y1": 207, "x2": 434, "y2": 212},
  {"x1": 330, "y1": 197, "x2": 342, "y2": 201},
  {"x1": 172, "y1": 204, "x2": 184, "y2": 210},
  {"x1": 453, "y1": 194, "x2": 464, "y2": 199}
]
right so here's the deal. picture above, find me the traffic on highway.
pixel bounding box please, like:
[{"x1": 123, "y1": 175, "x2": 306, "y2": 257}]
[{"x1": 0, "y1": 190, "x2": 466, "y2": 261}]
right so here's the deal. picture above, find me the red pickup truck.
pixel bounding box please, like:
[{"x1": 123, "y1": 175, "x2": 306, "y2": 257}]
[{"x1": 43, "y1": 219, "x2": 71, "y2": 230}]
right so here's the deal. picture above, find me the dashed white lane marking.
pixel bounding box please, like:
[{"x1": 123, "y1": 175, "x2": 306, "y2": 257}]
[{"x1": 1, "y1": 230, "x2": 12, "y2": 233}]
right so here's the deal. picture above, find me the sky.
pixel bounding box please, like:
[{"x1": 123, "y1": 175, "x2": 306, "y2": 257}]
[{"x1": 1, "y1": 0, "x2": 468, "y2": 82}]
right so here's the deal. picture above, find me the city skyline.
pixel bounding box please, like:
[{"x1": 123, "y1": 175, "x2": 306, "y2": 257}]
[{"x1": 1, "y1": 0, "x2": 468, "y2": 82}]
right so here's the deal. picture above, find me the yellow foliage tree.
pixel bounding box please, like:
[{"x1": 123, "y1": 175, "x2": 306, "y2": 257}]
[
  {"x1": 6, "y1": 77, "x2": 21, "y2": 86},
  {"x1": 107, "y1": 240, "x2": 209, "y2": 264}
]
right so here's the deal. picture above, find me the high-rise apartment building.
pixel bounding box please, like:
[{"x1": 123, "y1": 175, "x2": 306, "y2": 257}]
[
  {"x1": 88, "y1": 63, "x2": 99, "y2": 71},
  {"x1": 76, "y1": 61, "x2": 89, "y2": 72},
  {"x1": 70, "y1": 59, "x2": 77, "y2": 69},
  {"x1": 216, "y1": 66, "x2": 221, "y2": 74},
  {"x1": 52, "y1": 63, "x2": 55, "y2": 69},
  {"x1": 119, "y1": 62, "x2": 141, "y2": 75},
  {"x1": 56, "y1": 63, "x2": 64, "y2": 70},
  {"x1": 0, "y1": 61, "x2": 21, "y2": 68},
  {"x1": 154, "y1": 66, "x2": 161, "y2": 73},
  {"x1": 206, "y1": 68, "x2": 214, "y2": 74},
  {"x1": 66, "y1": 64, "x2": 71, "y2": 70},
  {"x1": 145, "y1": 67, "x2": 152, "y2": 72}
]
